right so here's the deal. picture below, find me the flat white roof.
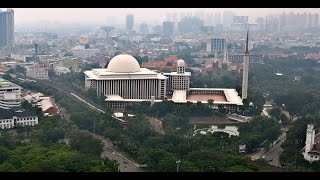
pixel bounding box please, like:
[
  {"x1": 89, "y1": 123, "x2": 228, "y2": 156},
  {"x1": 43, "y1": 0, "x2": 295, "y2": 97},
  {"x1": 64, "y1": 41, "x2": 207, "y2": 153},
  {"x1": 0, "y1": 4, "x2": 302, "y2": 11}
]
[
  {"x1": 106, "y1": 95, "x2": 124, "y2": 100},
  {"x1": 105, "y1": 94, "x2": 162, "y2": 102},
  {"x1": 172, "y1": 90, "x2": 187, "y2": 103},
  {"x1": 168, "y1": 88, "x2": 243, "y2": 105},
  {"x1": 84, "y1": 68, "x2": 167, "y2": 80},
  {"x1": 163, "y1": 72, "x2": 191, "y2": 76}
]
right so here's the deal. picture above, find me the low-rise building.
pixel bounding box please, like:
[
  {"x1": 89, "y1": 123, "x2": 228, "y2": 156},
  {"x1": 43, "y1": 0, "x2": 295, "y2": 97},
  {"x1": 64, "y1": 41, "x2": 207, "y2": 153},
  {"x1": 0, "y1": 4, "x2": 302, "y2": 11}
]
[
  {"x1": 26, "y1": 64, "x2": 49, "y2": 79},
  {"x1": 54, "y1": 66, "x2": 71, "y2": 76},
  {"x1": 0, "y1": 109, "x2": 38, "y2": 129}
]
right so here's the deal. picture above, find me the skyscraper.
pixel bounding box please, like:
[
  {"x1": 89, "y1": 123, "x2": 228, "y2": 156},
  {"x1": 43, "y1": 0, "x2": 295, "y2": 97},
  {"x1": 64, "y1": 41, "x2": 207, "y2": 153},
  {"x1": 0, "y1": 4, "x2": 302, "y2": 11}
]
[
  {"x1": 162, "y1": 21, "x2": 174, "y2": 36},
  {"x1": 126, "y1": 14, "x2": 134, "y2": 31},
  {"x1": 0, "y1": 9, "x2": 14, "y2": 47},
  {"x1": 223, "y1": 11, "x2": 234, "y2": 29},
  {"x1": 242, "y1": 30, "x2": 249, "y2": 100}
]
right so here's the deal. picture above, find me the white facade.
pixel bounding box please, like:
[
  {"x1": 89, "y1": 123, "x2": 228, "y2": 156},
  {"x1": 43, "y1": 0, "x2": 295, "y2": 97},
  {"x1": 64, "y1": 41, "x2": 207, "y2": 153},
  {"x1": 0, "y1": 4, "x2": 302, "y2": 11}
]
[
  {"x1": 84, "y1": 54, "x2": 243, "y2": 111},
  {"x1": 242, "y1": 54, "x2": 249, "y2": 100},
  {"x1": 84, "y1": 54, "x2": 167, "y2": 109},
  {"x1": 0, "y1": 109, "x2": 38, "y2": 129},
  {"x1": 242, "y1": 31, "x2": 250, "y2": 100},
  {"x1": 26, "y1": 65, "x2": 49, "y2": 79},
  {"x1": 54, "y1": 66, "x2": 71, "y2": 76},
  {"x1": 0, "y1": 78, "x2": 22, "y2": 109},
  {"x1": 164, "y1": 59, "x2": 191, "y2": 93},
  {"x1": 303, "y1": 124, "x2": 320, "y2": 162}
]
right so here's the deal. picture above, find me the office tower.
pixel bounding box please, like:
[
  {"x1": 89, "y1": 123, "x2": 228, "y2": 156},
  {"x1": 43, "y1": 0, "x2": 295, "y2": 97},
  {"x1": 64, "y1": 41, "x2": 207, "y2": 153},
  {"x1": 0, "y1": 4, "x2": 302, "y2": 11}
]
[
  {"x1": 139, "y1": 22, "x2": 148, "y2": 34},
  {"x1": 242, "y1": 30, "x2": 249, "y2": 100},
  {"x1": 214, "y1": 12, "x2": 222, "y2": 26},
  {"x1": 223, "y1": 11, "x2": 234, "y2": 29},
  {"x1": 166, "y1": 13, "x2": 172, "y2": 22},
  {"x1": 233, "y1": 16, "x2": 248, "y2": 24},
  {"x1": 213, "y1": 38, "x2": 226, "y2": 54},
  {"x1": 0, "y1": 9, "x2": 14, "y2": 47},
  {"x1": 126, "y1": 14, "x2": 134, "y2": 31},
  {"x1": 162, "y1": 21, "x2": 174, "y2": 36}
]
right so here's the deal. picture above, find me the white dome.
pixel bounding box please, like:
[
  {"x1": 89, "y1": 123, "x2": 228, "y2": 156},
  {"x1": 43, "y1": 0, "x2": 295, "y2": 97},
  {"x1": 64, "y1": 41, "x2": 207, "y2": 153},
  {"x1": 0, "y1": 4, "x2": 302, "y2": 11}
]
[
  {"x1": 107, "y1": 54, "x2": 141, "y2": 73},
  {"x1": 177, "y1": 59, "x2": 185, "y2": 67}
]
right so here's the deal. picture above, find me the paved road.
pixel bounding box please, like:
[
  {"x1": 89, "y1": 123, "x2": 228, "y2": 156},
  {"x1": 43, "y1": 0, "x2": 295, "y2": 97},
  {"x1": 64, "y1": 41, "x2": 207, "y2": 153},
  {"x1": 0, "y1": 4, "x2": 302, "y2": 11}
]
[
  {"x1": 262, "y1": 128, "x2": 288, "y2": 167},
  {"x1": 87, "y1": 132, "x2": 147, "y2": 172},
  {"x1": 20, "y1": 77, "x2": 146, "y2": 172}
]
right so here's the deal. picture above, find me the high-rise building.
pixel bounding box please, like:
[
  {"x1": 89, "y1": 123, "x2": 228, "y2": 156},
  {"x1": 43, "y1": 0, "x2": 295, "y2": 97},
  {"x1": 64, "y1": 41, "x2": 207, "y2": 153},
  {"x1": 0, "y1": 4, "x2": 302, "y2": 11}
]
[
  {"x1": 205, "y1": 13, "x2": 214, "y2": 26},
  {"x1": 242, "y1": 30, "x2": 249, "y2": 100},
  {"x1": 162, "y1": 21, "x2": 174, "y2": 36},
  {"x1": 214, "y1": 12, "x2": 222, "y2": 26},
  {"x1": 233, "y1": 16, "x2": 248, "y2": 24},
  {"x1": 153, "y1": 25, "x2": 162, "y2": 34},
  {"x1": 166, "y1": 13, "x2": 172, "y2": 22},
  {"x1": 213, "y1": 38, "x2": 226, "y2": 54},
  {"x1": 206, "y1": 35, "x2": 226, "y2": 54},
  {"x1": 223, "y1": 11, "x2": 234, "y2": 29},
  {"x1": 126, "y1": 14, "x2": 134, "y2": 31},
  {"x1": 256, "y1": 17, "x2": 266, "y2": 31},
  {"x1": 0, "y1": 9, "x2": 14, "y2": 47},
  {"x1": 139, "y1": 22, "x2": 148, "y2": 34}
]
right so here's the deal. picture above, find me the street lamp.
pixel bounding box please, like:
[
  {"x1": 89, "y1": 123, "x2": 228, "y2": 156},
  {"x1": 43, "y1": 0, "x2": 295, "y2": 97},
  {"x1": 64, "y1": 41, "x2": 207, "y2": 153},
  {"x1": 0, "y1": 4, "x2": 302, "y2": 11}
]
[{"x1": 176, "y1": 160, "x2": 181, "y2": 172}]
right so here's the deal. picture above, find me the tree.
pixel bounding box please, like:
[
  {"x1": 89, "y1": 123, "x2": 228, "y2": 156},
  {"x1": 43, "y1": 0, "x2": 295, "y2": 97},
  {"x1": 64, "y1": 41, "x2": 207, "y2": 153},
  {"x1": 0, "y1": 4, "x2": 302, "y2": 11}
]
[
  {"x1": 269, "y1": 107, "x2": 282, "y2": 119},
  {"x1": 207, "y1": 99, "x2": 214, "y2": 109}
]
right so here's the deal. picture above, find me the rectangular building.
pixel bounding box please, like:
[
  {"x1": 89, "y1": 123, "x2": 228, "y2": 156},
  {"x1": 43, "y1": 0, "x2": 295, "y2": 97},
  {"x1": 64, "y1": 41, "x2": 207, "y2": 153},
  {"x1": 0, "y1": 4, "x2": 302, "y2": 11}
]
[
  {"x1": 228, "y1": 54, "x2": 264, "y2": 64},
  {"x1": 26, "y1": 64, "x2": 49, "y2": 80},
  {"x1": 0, "y1": 109, "x2": 38, "y2": 129},
  {"x1": 0, "y1": 9, "x2": 14, "y2": 47}
]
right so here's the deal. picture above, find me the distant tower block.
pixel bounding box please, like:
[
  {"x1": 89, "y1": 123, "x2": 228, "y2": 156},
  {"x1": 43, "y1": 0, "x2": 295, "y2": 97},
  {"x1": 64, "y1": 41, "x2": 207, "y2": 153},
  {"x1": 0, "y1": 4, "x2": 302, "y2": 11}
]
[
  {"x1": 242, "y1": 30, "x2": 250, "y2": 100},
  {"x1": 206, "y1": 34, "x2": 213, "y2": 52}
]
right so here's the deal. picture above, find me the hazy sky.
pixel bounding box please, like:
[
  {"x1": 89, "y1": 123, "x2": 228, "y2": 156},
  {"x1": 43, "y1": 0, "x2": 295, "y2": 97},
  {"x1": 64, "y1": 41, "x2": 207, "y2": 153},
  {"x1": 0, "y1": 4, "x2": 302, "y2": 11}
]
[{"x1": 13, "y1": 8, "x2": 320, "y2": 25}]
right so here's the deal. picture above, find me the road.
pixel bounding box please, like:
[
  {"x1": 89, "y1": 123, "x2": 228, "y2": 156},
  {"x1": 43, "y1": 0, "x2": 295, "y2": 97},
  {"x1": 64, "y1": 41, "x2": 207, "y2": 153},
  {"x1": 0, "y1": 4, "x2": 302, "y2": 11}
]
[
  {"x1": 262, "y1": 128, "x2": 288, "y2": 167},
  {"x1": 87, "y1": 131, "x2": 147, "y2": 172},
  {"x1": 59, "y1": 106, "x2": 147, "y2": 172},
  {"x1": 20, "y1": 77, "x2": 146, "y2": 172}
]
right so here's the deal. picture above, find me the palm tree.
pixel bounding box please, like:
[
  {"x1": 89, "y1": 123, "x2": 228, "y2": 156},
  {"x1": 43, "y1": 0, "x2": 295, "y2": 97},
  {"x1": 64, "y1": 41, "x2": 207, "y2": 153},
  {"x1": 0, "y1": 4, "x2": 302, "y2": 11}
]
[{"x1": 207, "y1": 99, "x2": 214, "y2": 109}]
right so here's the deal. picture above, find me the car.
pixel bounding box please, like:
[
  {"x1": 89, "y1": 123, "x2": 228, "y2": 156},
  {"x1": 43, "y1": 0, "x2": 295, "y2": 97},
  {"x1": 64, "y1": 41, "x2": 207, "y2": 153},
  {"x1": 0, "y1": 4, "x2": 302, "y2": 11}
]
[{"x1": 123, "y1": 160, "x2": 128, "y2": 164}]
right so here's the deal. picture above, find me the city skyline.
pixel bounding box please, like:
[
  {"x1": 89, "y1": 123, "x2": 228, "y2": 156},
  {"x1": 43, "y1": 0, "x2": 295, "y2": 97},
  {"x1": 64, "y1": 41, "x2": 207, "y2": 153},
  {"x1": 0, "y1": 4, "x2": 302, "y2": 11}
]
[{"x1": 12, "y1": 8, "x2": 320, "y2": 25}]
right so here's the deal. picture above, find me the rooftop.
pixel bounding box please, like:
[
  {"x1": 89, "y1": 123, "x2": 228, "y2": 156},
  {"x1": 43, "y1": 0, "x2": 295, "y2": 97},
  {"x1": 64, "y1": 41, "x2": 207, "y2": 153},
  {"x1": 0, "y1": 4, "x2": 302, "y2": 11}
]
[
  {"x1": 0, "y1": 108, "x2": 37, "y2": 119},
  {"x1": 0, "y1": 78, "x2": 21, "y2": 89}
]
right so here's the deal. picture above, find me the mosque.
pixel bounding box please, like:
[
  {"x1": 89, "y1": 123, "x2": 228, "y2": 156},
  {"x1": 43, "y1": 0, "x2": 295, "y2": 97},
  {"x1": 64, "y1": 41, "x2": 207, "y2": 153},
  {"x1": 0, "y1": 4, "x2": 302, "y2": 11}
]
[
  {"x1": 84, "y1": 31, "x2": 251, "y2": 112},
  {"x1": 84, "y1": 54, "x2": 243, "y2": 112}
]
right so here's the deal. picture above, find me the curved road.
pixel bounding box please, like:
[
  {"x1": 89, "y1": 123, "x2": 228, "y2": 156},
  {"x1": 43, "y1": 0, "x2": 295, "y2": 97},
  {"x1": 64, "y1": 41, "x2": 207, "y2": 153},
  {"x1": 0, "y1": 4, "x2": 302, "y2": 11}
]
[{"x1": 19, "y1": 76, "x2": 147, "y2": 172}]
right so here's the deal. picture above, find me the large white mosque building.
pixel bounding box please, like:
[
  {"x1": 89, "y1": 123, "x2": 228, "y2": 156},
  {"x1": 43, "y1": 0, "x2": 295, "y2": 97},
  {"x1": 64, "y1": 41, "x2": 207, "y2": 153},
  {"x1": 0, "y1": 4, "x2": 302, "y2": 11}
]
[{"x1": 84, "y1": 54, "x2": 243, "y2": 112}]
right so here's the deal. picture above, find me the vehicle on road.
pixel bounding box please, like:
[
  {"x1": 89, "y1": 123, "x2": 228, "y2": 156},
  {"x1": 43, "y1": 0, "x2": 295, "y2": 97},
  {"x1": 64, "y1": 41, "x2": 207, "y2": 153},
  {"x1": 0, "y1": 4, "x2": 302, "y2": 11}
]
[{"x1": 123, "y1": 160, "x2": 128, "y2": 164}]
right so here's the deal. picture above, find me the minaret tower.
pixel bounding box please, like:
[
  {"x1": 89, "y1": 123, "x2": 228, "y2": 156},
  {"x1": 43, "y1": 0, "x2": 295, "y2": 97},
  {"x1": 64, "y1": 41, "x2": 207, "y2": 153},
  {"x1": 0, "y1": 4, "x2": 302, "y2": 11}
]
[{"x1": 242, "y1": 30, "x2": 250, "y2": 100}]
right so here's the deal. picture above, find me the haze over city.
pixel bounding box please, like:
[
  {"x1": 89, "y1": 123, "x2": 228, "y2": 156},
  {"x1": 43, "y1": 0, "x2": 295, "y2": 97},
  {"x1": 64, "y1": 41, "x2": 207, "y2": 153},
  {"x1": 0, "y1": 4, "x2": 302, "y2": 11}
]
[
  {"x1": 14, "y1": 8, "x2": 320, "y2": 24},
  {"x1": 2, "y1": 7, "x2": 320, "y2": 173}
]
